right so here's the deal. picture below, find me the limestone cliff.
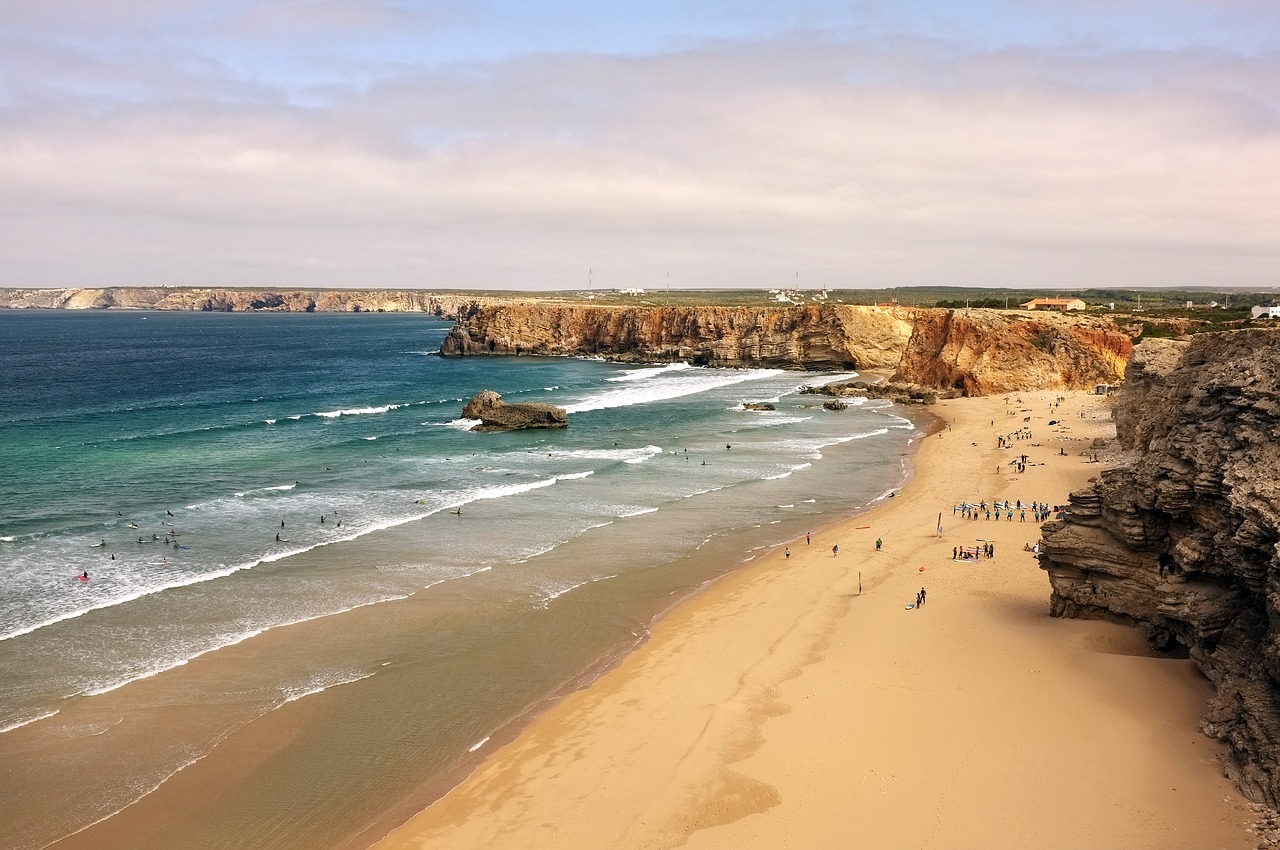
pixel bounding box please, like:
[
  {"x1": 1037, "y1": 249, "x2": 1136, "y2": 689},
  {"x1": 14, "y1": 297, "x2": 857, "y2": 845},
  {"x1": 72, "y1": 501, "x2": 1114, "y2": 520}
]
[
  {"x1": 1, "y1": 287, "x2": 486, "y2": 318},
  {"x1": 442, "y1": 304, "x2": 913, "y2": 371},
  {"x1": 1039, "y1": 330, "x2": 1280, "y2": 806},
  {"x1": 894, "y1": 308, "x2": 1132, "y2": 395},
  {"x1": 442, "y1": 304, "x2": 1131, "y2": 394}
]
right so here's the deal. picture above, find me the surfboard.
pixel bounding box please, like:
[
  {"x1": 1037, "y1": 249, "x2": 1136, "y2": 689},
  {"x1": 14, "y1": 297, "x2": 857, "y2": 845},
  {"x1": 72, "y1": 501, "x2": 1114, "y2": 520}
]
[
  {"x1": 90, "y1": 542, "x2": 105, "y2": 547},
  {"x1": 905, "y1": 603, "x2": 915, "y2": 610}
]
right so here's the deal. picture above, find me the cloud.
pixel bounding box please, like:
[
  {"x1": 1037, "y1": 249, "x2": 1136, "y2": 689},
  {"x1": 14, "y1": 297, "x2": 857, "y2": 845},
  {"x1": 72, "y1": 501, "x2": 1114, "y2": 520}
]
[{"x1": 1, "y1": 8, "x2": 1278, "y2": 288}]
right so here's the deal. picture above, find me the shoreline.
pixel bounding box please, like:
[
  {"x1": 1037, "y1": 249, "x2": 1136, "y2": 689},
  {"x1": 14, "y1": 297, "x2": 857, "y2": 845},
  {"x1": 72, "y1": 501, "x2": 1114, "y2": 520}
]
[
  {"x1": 342, "y1": 407, "x2": 937, "y2": 850},
  {"x1": 369, "y1": 390, "x2": 1257, "y2": 850}
]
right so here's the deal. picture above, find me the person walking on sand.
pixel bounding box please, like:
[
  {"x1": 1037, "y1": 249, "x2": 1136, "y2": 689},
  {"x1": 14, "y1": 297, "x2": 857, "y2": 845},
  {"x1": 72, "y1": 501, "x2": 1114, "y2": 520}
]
[
  {"x1": 806, "y1": 532, "x2": 811, "y2": 545},
  {"x1": 832, "y1": 544, "x2": 839, "y2": 556},
  {"x1": 785, "y1": 547, "x2": 790, "y2": 559},
  {"x1": 919, "y1": 587, "x2": 927, "y2": 605},
  {"x1": 875, "y1": 537, "x2": 882, "y2": 551}
]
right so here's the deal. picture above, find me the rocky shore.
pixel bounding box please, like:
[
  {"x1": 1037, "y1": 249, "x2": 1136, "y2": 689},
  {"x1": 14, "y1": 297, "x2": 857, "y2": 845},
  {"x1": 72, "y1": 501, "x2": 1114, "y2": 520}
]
[{"x1": 1039, "y1": 329, "x2": 1280, "y2": 810}]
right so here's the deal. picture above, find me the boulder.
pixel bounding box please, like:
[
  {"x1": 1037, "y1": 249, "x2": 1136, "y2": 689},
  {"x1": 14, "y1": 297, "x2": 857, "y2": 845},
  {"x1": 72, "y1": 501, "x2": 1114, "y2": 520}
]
[
  {"x1": 461, "y1": 390, "x2": 568, "y2": 432},
  {"x1": 743, "y1": 402, "x2": 777, "y2": 411}
]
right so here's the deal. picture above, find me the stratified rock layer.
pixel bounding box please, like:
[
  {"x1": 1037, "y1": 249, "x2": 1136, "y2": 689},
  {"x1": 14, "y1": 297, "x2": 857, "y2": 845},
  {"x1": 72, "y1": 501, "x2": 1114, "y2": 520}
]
[
  {"x1": 441, "y1": 304, "x2": 1131, "y2": 394},
  {"x1": 1039, "y1": 330, "x2": 1280, "y2": 806},
  {"x1": 461, "y1": 391, "x2": 568, "y2": 432}
]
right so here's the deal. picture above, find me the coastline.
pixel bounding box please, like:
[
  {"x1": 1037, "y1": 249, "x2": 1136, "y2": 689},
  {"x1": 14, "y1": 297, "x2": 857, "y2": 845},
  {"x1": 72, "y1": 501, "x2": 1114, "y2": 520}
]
[{"x1": 369, "y1": 390, "x2": 1257, "y2": 850}]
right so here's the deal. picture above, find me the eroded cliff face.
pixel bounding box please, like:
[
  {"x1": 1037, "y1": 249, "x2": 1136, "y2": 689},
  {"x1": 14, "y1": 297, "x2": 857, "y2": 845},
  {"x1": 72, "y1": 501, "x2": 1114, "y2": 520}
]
[
  {"x1": 2, "y1": 287, "x2": 484, "y2": 317},
  {"x1": 1039, "y1": 330, "x2": 1280, "y2": 806},
  {"x1": 442, "y1": 303, "x2": 1131, "y2": 392},
  {"x1": 895, "y1": 309, "x2": 1132, "y2": 395}
]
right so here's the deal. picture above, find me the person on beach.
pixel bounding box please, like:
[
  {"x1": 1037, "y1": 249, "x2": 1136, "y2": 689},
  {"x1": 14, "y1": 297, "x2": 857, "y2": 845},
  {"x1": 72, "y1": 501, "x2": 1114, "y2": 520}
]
[
  {"x1": 919, "y1": 587, "x2": 927, "y2": 605},
  {"x1": 806, "y1": 532, "x2": 811, "y2": 545},
  {"x1": 875, "y1": 537, "x2": 882, "y2": 551},
  {"x1": 832, "y1": 545, "x2": 839, "y2": 556},
  {"x1": 785, "y1": 547, "x2": 790, "y2": 559}
]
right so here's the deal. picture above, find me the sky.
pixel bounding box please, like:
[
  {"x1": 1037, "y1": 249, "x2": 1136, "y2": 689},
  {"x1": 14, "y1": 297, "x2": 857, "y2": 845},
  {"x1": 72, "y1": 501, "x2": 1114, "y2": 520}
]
[{"x1": 2, "y1": 1, "x2": 1279, "y2": 290}]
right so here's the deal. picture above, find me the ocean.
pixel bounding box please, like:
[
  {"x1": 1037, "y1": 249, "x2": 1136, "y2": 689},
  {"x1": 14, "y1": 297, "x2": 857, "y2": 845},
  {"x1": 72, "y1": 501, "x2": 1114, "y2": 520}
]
[{"x1": 0, "y1": 309, "x2": 925, "y2": 850}]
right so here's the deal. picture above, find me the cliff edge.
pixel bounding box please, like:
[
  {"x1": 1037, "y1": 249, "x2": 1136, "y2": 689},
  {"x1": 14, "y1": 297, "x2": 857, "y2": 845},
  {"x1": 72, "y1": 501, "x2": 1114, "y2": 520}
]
[
  {"x1": 1039, "y1": 329, "x2": 1280, "y2": 806},
  {"x1": 441, "y1": 304, "x2": 1131, "y2": 394},
  {"x1": 2, "y1": 287, "x2": 486, "y2": 318}
]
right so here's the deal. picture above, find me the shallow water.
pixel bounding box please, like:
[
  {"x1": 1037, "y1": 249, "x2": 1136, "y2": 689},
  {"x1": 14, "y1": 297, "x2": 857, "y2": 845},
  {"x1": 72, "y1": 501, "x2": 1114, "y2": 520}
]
[{"x1": 0, "y1": 310, "x2": 924, "y2": 849}]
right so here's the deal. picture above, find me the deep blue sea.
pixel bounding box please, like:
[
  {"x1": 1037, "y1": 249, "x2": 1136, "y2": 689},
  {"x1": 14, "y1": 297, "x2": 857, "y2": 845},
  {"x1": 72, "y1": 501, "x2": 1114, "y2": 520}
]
[{"x1": 0, "y1": 309, "x2": 924, "y2": 850}]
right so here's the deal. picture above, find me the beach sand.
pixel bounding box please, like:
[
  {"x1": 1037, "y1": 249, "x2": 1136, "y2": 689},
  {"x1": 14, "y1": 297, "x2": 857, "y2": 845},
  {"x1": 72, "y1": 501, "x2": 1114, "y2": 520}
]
[{"x1": 370, "y1": 391, "x2": 1257, "y2": 850}]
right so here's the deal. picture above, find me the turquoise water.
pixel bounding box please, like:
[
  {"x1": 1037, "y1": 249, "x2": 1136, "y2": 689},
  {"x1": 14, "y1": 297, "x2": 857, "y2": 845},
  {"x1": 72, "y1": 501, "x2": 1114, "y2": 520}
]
[{"x1": 0, "y1": 309, "x2": 923, "y2": 850}]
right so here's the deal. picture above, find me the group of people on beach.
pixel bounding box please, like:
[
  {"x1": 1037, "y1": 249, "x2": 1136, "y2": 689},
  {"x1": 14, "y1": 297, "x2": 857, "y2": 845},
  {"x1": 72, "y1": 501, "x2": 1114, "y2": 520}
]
[
  {"x1": 953, "y1": 499, "x2": 1054, "y2": 523},
  {"x1": 996, "y1": 428, "x2": 1033, "y2": 449},
  {"x1": 954, "y1": 543, "x2": 995, "y2": 561}
]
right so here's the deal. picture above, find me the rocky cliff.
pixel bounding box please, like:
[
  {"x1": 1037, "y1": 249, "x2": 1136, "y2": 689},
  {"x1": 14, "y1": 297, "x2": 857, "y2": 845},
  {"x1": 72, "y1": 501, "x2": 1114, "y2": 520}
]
[
  {"x1": 1, "y1": 287, "x2": 486, "y2": 318},
  {"x1": 896, "y1": 308, "x2": 1132, "y2": 395},
  {"x1": 441, "y1": 304, "x2": 1131, "y2": 393},
  {"x1": 442, "y1": 304, "x2": 914, "y2": 371},
  {"x1": 1039, "y1": 330, "x2": 1280, "y2": 806}
]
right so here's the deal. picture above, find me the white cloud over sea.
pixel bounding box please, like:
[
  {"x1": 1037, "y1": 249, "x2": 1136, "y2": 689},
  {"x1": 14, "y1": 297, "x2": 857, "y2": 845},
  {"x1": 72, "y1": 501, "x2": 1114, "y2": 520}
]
[{"x1": 1, "y1": 1, "x2": 1278, "y2": 289}]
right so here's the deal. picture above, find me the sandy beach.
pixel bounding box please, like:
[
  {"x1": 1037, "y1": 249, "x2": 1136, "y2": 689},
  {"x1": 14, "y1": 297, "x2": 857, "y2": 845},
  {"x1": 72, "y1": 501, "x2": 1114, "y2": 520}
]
[{"x1": 371, "y1": 390, "x2": 1257, "y2": 850}]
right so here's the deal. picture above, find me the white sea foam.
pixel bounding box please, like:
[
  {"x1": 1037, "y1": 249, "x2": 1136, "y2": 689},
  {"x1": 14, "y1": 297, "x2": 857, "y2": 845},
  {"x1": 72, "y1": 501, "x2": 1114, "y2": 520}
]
[
  {"x1": 554, "y1": 445, "x2": 662, "y2": 464},
  {"x1": 280, "y1": 670, "x2": 376, "y2": 705},
  {"x1": 315, "y1": 403, "x2": 403, "y2": 419},
  {"x1": 264, "y1": 419, "x2": 277, "y2": 425},
  {"x1": 234, "y1": 483, "x2": 296, "y2": 498},
  {"x1": 0, "y1": 709, "x2": 60, "y2": 735},
  {"x1": 537, "y1": 574, "x2": 618, "y2": 607},
  {"x1": 79, "y1": 595, "x2": 409, "y2": 697},
  {"x1": 616, "y1": 506, "x2": 659, "y2": 518},
  {"x1": 564, "y1": 368, "x2": 785, "y2": 413},
  {"x1": 433, "y1": 418, "x2": 482, "y2": 431},
  {"x1": 363, "y1": 436, "x2": 378, "y2": 441},
  {"x1": 606, "y1": 362, "x2": 694, "y2": 382},
  {"x1": 0, "y1": 536, "x2": 14, "y2": 543}
]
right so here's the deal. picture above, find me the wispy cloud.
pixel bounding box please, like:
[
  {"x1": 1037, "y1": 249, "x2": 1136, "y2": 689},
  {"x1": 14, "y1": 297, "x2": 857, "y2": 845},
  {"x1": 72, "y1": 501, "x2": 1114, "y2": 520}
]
[{"x1": 1, "y1": 2, "x2": 1278, "y2": 288}]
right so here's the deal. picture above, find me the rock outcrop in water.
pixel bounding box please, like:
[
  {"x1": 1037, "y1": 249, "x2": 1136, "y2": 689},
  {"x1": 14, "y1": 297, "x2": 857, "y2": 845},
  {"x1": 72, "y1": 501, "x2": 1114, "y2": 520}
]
[
  {"x1": 461, "y1": 391, "x2": 568, "y2": 432},
  {"x1": 1, "y1": 287, "x2": 486, "y2": 318},
  {"x1": 1039, "y1": 330, "x2": 1280, "y2": 807},
  {"x1": 441, "y1": 304, "x2": 1131, "y2": 395}
]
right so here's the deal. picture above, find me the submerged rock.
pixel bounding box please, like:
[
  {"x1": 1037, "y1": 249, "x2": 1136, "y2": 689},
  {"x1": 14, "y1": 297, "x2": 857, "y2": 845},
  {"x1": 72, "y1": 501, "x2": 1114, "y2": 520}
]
[
  {"x1": 743, "y1": 402, "x2": 777, "y2": 411},
  {"x1": 461, "y1": 390, "x2": 568, "y2": 432}
]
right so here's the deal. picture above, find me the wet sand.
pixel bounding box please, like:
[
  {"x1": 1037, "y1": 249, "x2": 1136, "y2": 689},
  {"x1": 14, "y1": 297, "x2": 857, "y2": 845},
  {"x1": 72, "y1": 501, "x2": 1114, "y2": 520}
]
[{"x1": 371, "y1": 390, "x2": 1257, "y2": 850}]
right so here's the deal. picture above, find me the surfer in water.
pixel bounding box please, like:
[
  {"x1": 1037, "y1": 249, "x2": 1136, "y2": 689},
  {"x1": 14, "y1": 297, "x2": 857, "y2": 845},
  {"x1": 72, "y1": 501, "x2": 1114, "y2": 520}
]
[
  {"x1": 451, "y1": 507, "x2": 462, "y2": 515},
  {"x1": 167, "y1": 510, "x2": 175, "y2": 517},
  {"x1": 276, "y1": 532, "x2": 281, "y2": 542},
  {"x1": 91, "y1": 539, "x2": 105, "y2": 548},
  {"x1": 80, "y1": 571, "x2": 89, "y2": 581},
  {"x1": 128, "y1": 522, "x2": 139, "y2": 529}
]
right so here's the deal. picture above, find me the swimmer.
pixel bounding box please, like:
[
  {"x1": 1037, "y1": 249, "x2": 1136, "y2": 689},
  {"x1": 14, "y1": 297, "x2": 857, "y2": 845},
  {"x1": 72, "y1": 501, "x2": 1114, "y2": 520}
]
[
  {"x1": 276, "y1": 533, "x2": 281, "y2": 542},
  {"x1": 161, "y1": 558, "x2": 168, "y2": 566}
]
